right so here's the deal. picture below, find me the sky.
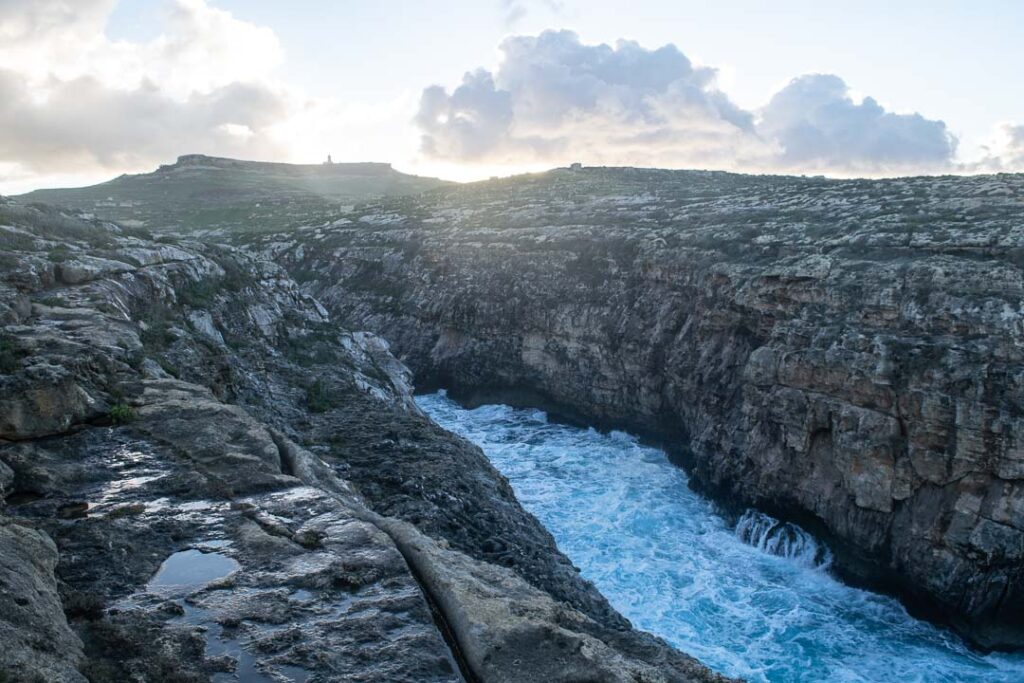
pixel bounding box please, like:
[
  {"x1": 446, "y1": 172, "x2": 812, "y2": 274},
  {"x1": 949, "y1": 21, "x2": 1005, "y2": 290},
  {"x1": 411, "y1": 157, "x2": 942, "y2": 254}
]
[{"x1": 1, "y1": 0, "x2": 1022, "y2": 194}]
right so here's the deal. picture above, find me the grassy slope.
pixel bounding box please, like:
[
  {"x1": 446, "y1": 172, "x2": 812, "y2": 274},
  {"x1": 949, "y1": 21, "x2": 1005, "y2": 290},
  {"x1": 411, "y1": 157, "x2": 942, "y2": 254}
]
[{"x1": 17, "y1": 154, "x2": 452, "y2": 233}]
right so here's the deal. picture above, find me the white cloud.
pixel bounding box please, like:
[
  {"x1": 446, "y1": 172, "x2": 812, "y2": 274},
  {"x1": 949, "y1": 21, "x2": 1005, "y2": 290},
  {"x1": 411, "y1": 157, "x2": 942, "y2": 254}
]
[
  {"x1": 499, "y1": 0, "x2": 563, "y2": 29},
  {"x1": 416, "y1": 31, "x2": 963, "y2": 175},
  {"x1": 759, "y1": 74, "x2": 957, "y2": 173},
  {"x1": 972, "y1": 123, "x2": 1024, "y2": 172},
  {"x1": 0, "y1": 0, "x2": 295, "y2": 192},
  {"x1": 0, "y1": 5, "x2": 1009, "y2": 191},
  {"x1": 0, "y1": 69, "x2": 287, "y2": 171},
  {"x1": 0, "y1": 0, "x2": 282, "y2": 94},
  {"x1": 416, "y1": 30, "x2": 762, "y2": 169},
  {"x1": 999, "y1": 124, "x2": 1024, "y2": 169}
]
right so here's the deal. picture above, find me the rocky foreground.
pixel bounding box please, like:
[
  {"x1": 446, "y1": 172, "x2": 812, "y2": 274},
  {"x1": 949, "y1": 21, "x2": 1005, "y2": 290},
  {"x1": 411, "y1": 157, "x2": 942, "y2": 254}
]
[
  {"x1": 0, "y1": 199, "x2": 730, "y2": 682},
  {"x1": 242, "y1": 167, "x2": 1024, "y2": 650}
]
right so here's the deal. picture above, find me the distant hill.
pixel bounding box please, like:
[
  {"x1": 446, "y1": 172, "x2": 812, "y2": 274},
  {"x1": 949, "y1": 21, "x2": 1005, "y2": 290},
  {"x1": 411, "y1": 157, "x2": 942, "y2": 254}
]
[{"x1": 16, "y1": 154, "x2": 452, "y2": 233}]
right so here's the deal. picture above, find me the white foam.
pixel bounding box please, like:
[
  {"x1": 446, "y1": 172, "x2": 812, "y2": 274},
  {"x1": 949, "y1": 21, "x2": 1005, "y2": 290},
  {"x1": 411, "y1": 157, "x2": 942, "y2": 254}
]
[
  {"x1": 418, "y1": 391, "x2": 1024, "y2": 683},
  {"x1": 735, "y1": 509, "x2": 833, "y2": 569}
]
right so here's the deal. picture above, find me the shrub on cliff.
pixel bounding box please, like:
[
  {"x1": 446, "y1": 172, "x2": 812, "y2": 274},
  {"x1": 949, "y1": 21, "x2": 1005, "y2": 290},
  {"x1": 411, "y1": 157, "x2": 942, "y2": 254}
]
[
  {"x1": 0, "y1": 336, "x2": 21, "y2": 374},
  {"x1": 140, "y1": 318, "x2": 174, "y2": 350},
  {"x1": 109, "y1": 403, "x2": 135, "y2": 425},
  {"x1": 306, "y1": 379, "x2": 337, "y2": 413}
]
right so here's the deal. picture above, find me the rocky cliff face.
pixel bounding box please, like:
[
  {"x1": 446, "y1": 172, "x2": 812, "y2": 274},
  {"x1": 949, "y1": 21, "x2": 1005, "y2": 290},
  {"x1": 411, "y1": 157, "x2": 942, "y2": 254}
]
[
  {"x1": 245, "y1": 167, "x2": 1024, "y2": 650},
  {"x1": 0, "y1": 199, "x2": 728, "y2": 682}
]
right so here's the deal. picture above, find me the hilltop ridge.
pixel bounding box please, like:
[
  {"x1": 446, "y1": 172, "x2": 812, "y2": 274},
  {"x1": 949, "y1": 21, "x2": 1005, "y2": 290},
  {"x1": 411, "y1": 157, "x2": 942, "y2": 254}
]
[
  {"x1": 16, "y1": 154, "x2": 451, "y2": 233},
  {"x1": 160, "y1": 153, "x2": 394, "y2": 175}
]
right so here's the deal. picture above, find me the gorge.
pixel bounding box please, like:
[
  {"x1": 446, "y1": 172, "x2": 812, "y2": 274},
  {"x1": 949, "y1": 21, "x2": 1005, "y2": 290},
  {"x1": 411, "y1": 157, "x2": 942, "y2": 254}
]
[
  {"x1": 243, "y1": 166, "x2": 1024, "y2": 652},
  {"x1": 417, "y1": 391, "x2": 1024, "y2": 682},
  {"x1": 3, "y1": 160, "x2": 1024, "y2": 681}
]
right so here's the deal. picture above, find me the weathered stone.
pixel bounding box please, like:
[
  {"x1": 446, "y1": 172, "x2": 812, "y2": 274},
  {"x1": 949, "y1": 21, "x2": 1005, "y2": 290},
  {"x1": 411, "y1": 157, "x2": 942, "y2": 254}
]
[
  {"x1": 0, "y1": 520, "x2": 86, "y2": 682},
  {"x1": 247, "y1": 167, "x2": 1024, "y2": 648},
  {"x1": 0, "y1": 201, "x2": 724, "y2": 681}
]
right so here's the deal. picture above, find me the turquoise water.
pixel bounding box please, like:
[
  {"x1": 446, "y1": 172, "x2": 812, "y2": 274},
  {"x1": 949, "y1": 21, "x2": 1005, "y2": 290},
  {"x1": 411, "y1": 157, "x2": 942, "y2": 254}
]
[{"x1": 417, "y1": 391, "x2": 1024, "y2": 683}]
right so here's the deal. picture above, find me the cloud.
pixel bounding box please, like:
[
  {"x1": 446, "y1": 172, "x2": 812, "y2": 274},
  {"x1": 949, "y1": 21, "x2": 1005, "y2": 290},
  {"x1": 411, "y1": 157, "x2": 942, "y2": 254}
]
[
  {"x1": 416, "y1": 30, "x2": 762, "y2": 169},
  {"x1": 0, "y1": 0, "x2": 292, "y2": 190},
  {"x1": 0, "y1": 69, "x2": 287, "y2": 172},
  {"x1": 0, "y1": 0, "x2": 282, "y2": 93},
  {"x1": 972, "y1": 123, "x2": 1024, "y2": 172},
  {"x1": 499, "y1": 0, "x2": 563, "y2": 29},
  {"x1": 499, "y1": 0, "x2": 528, "y2": 28},
  {"x1": 0, "y1": 0, "x2": 112, "y2": 44},
  {"x1": 0, "y1": 6, "x2": 996, "y2": 189},
  {"x1": 416, "y1": 70, "x2": 516, "y2": 159},
  {"x1": 416, "y1": 31, "x2": 960, "y2": 175},
  {"x1": 759, "y1": 74, "x2": 957, "y2": 173},
  {"x1": 998, "y1": 124, "x2": 1024, "y2": 169}
]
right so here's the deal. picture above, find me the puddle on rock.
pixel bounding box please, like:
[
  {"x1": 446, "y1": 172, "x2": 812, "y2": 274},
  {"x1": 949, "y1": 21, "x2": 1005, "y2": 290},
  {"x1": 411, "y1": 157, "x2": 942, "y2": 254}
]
[
  {"x1": 275, "y1": 665, "x2": 311, "y2": 683},
  {"x1": 172, "y1": 601, "x2": 312, "y2": 682},
  {"x1": 148, "y1": 549, "x2": 240, "y2": 595},
  {"x1": 173, "y1": 603, "x2": 276, "y2": 683},
  {"x1": 96, "y1": 473, "x2": 163, "y2": 503}
]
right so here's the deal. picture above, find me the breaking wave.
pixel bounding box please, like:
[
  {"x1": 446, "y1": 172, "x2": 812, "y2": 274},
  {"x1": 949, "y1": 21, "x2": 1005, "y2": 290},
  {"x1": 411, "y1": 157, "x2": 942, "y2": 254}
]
[
  {"x1": 734, "y1": 509, "x2": 832, "y2": 569},
  {"x1": 418, "y1": 390, "x2": 1024, "y2": 683}
]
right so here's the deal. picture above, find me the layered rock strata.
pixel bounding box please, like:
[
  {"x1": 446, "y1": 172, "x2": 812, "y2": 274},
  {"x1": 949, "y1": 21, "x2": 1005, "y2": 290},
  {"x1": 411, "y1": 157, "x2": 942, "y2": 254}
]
[
  {"x1": 0, "y1": 200, "x2": 727, "y2": 682},
  {"x1": 247, "y1": 168, "x2": 1024, "y2": 649}
]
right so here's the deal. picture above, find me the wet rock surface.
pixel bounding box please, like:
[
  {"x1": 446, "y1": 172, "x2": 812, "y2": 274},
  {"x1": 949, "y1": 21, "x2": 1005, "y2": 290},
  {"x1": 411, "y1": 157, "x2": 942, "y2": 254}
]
[
  {"x1": 0, "y1": 519, "x2": 86, "y2": 682},
  {"x1": 242, "y1": 167, "x2": 1024, "y2": 649},
  {"x1": 0, "y1": 199, "x2": 727, "y2": 682}
]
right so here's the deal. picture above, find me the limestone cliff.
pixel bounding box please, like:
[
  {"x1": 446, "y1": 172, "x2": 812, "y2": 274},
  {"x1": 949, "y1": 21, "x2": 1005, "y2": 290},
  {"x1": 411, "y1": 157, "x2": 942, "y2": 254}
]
[
  {"x1": 0, "y1": 199, "x2": 726, "y2": 682},
  {"x1": 246, "y1": 167, "x2": 1024, "y2": 649}
]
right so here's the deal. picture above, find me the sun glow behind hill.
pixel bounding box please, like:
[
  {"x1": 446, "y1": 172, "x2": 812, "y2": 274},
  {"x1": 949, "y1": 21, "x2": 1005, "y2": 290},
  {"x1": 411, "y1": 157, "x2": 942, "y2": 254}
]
[{"x1": 16, "y1": 154, "x2": 452, "y2": 233}]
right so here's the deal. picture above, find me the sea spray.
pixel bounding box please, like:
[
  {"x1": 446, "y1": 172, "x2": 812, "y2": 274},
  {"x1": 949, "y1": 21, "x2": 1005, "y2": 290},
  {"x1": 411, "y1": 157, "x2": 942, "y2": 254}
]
[
  {"x1": 734, "y1": 509, "x2": 832, "y2": 569},
  {"x1": 418, "y1": 390, "x2": 1024, "y2": 683}
]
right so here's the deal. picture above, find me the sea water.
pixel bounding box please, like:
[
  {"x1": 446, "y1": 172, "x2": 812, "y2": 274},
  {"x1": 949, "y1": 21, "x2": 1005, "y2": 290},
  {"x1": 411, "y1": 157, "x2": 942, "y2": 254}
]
[{"x1": 417, "y1": 391, "x2": 1024, "y2": 683}]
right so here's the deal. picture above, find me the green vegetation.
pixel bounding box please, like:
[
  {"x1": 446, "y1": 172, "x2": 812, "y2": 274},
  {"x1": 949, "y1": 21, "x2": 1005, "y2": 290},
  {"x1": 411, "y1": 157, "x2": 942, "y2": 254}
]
[
  {"x1": 281, "y1": 324, "x2": 342, "y2": 368},
  {"x1": 157, "y1": 357, "x2": 181, "y2": 378},
  {"x1": 16, "y1": 154, "x2": 451, "y2": 234},
  {"x1": 47, "y1": 244, "x2": 72, "y2": 262},
  {"x1": 0, "y1": 336, "x2": 19, "y2": 374},
  {"x1": 0, "y1": 202, "x2": 115, "y2": 247},
  {"x1": 176, "y1": 278, "x2": 220, "y2": 307},
  {"x1": 109, "y1": 403, "x2": 135, "y2": 424},
  {"x1": 38, "y1": 295, "x2": 68, "y2": 307},
  {"x1": 0, "y1": 229, "x2": 37, "y2": 252},
  {"x1": 306, "y1": 379, "x2": 339, "y2": 413},
  {"x1": 207, "y1": 249, "x2": 256, "y2": 292},
  {"x1": 140, "y1": 317, "x2": 174, "y2": 350},
  {"x1": 119, "y1": 226, "x2": 155, "y2": 241},
  {"x1": 125, "y1": 350, "x2": 146, "y2": 370}
]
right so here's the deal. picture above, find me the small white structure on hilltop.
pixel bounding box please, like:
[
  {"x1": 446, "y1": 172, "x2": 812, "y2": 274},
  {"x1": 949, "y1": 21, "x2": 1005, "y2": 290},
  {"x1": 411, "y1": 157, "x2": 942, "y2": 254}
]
[{"x1": 570, "y1": 162, "x2": 583, "y2": 171}]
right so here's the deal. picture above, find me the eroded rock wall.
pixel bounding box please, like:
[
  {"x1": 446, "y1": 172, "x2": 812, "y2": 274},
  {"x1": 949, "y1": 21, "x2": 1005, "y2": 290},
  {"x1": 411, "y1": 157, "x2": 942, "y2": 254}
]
[
  {"x1": 249, "y1": 168, "x2": 1024, "y2": 648},
  {"x1": 0, "y1": 200, "x2": 726, "y2": 682}
]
